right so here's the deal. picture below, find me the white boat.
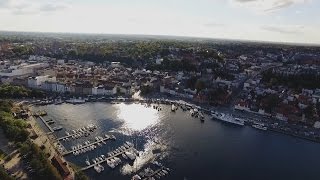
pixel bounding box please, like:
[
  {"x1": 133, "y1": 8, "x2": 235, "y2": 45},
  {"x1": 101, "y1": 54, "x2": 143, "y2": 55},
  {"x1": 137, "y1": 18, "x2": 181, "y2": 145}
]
[
  {"x1": 98, "y1": 164, "x2": 104, "y2": 171},
  {"x1": 171, "y1": 104, "x2": 177, "y2": 112},
  {"x1": 107, "y1": 159, "x2": 115, "y2": 169},
  {"x1": 212, "y1": 112, "x2": 244, "y2": 126},
  {"x1": 85, "y1": 157, "x2": 90, "y2": 166},
  {"x1": 132, "y1": 174, "x2": 142, "y2": 180},
  {"x1": 252, "y1": 124, "x2": 267, "y2": 131},
  {"x1": 122, "y1": 153, "x2": 128, "y2": 159},
  {"x1": 113, "y1": 157, "x2": 121, "y2": 166},
  {"x1": 125, "y1": 151, "x2": 136, "y2": 160},
  {"x1": 66, "y1": 98, "x2": 86, "y2": 104},
  {"x1": 94, "y1": 165, "x2": 101, "y2": 173}
]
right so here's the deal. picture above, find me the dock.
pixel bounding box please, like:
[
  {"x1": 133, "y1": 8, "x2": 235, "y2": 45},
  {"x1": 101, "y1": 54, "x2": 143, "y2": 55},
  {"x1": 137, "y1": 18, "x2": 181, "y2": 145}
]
[
  {"x1": 57, "y1": 130, "x2": 95, "y2": 141},
  {"x1": 37, "y1": 115, "x2": 54, "y2": 133},
  {"x1": 62, "y1": 136, "x2": 115, "y2": 156},
  {"x1": 80, "y1": 146, "x2": 135, "y2": 171},
  {"x1": 142, "y1": 167, "x2": 167, "y2": 180}
]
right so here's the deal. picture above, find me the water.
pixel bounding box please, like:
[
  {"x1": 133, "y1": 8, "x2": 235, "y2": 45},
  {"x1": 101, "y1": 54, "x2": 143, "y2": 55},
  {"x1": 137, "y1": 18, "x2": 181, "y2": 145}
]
[{"x1": 32, "y1": 102, "x2": 320, "y2": 180}]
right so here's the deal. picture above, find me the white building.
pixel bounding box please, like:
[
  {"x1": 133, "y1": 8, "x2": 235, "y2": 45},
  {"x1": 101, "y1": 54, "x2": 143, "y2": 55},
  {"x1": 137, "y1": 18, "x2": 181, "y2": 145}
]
[{"x1": 28, "y1": 75, "x2": 56, "y2": 89}]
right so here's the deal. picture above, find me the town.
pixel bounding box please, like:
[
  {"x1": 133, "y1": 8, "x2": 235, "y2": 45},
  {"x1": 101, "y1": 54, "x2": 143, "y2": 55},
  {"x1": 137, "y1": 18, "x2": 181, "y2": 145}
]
[{"x1": 1, "y1": 32, "x2": 320, "y2": 180}]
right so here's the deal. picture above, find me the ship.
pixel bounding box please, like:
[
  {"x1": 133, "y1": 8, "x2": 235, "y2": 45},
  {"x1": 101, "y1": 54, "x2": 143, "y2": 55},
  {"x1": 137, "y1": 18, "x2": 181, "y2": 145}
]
[
  {"x1": 252, "y1": 124, "x2": 267, "y2": 131},
  {"x1": 65, "y1": 98, "x2": 86, "y2": 104},
  {"x1": 52, "y1": 126, "x2": 63, "y2": 131},
  {"x1": 211, "y1": 111, "x2": 244, "y2": 126}
]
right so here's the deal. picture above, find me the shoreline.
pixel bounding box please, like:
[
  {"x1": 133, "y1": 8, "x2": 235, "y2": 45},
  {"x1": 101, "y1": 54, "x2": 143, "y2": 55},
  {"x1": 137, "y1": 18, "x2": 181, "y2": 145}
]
[
  {"x1": 29, "y1": 97, "x2": 320, "y2": 145},
  {"x1": 27, "y1": 107, "x2": 75, "y2": 179}
]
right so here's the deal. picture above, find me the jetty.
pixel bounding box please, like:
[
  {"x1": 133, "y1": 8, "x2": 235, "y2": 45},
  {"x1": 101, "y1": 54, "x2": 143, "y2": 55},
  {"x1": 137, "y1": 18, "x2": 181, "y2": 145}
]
[
  {"x1": 80, "y1": 145, "x2": 136, "y2": 171},
  {"x1": 62, "y1": 136, "x2": 115, "y2": 156},
  {"x1": 142, "y1": 166, "x2": 168, "y2": 180}
]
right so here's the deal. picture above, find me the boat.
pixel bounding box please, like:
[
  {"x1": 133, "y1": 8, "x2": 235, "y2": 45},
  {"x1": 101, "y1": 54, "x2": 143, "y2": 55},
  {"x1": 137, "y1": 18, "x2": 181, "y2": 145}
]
[
  {"x1": 66, "y1": 98, "x2": 86, "y2": 104},
  {"x1": 211, "y1": 112, "x2": 244, "y2": 126},
  {"x1": 122, "y1": 153, "x2": 128, "y2": 159},
  {"x1": 98, "y1": 164, "x2": 104, "y2": 171},
  {"x1": 132, "y1": 174, "x2": 142, "y2": 180},
  {"x1": 85, "y1": 157, "x2": 90, "y2": 166},
  {"x1": 94, "y1": 165, "x2": 102, "y2": 173},
  {"x1": 252, "y1": 124, "x2": 267, "y2": 131},
  {"x1": 125, "y1": 151, "x2": 136, "y2": 160},
  {"x1": 107, "y1": 159, "x2": 115, "y2": 169},
  {"x1": 53, "y1": 126, "x2": 63, "y2": 131},
  {"x1": 171, "y1": 104, "x2": 177, "y2": 112}
]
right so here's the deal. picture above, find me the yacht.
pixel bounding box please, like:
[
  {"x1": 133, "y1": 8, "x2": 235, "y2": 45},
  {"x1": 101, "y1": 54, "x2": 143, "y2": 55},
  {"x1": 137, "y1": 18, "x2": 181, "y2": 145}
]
[
  {"x1": 211, "y1": 112, "x2": 244, "y2": 126},
  {"x1": 85, "y1": 157, "x2": 90, "y2": 166},
  {"x1": 122, "y1": 153, "x2": 128, "y2": 159},
  {"x1": 107, "y1": 159, "x2": 115, "y2": 169},
  {"x1": 252, "y1": 124, "x2": 267, "y2": 131},
  {"x1": 98, "y1": 164, "x2": 104, "y2": 171},
  {"x1": 125, "y1": 151, "x2": 136, "y2": 160},
  {"x1": 132, "y1": 174, "x2": 142, "y2": 180},
  {"x1": 94, "y1": 165, "x2": 101, "y2": 173},
  {"x1": 53, "y1": 126, "x2": 63, "y2": 131}
]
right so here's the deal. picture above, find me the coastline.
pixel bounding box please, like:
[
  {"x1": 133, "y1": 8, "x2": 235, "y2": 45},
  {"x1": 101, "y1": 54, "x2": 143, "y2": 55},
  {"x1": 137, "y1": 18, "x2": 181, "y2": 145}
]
[
  {"x1": 29, "y1": 97, "x2": 320, "y2": 145},
  {"x1": 26, "y1": 106, "x2": 75, "y2": 179}
]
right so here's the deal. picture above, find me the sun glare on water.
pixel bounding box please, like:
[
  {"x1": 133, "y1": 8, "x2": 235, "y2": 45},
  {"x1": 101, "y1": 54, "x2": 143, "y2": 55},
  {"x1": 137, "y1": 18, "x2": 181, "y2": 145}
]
[{"x1": 116, "y1": 103, "x2": 159, "y2": 131}]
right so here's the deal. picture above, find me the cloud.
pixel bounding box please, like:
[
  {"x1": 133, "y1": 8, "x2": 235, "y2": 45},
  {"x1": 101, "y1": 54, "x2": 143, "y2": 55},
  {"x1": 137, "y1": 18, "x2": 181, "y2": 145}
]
[
  {"x1": 261, "y1": 25, "x2": 304, "y2": 34},
  {"x1": 232, "y1": 0, "x2": 310, "y2": 12},
  {"x1": 0, "y1": 0, "x2": 69, "y2": 15},
  {"x1": 203, "y1": 22, "x2": 226, "y2": 28}
]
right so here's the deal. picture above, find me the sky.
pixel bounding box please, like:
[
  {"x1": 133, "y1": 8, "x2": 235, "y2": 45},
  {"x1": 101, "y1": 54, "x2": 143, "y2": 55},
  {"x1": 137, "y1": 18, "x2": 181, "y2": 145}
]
[{"x1": 0, "y1": 0, "x2": 319, "y2": 44}]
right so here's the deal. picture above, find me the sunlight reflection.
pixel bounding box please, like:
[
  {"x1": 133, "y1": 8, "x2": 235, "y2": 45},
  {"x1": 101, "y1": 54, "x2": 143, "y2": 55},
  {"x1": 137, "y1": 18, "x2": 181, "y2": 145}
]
[{"x1": 116, "y1": 103, "x2": 159, "y2": 131}]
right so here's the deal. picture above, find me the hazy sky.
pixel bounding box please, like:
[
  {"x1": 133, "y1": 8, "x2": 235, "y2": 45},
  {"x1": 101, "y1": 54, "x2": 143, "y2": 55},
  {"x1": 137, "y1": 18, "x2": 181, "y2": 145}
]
[{"x1": 0, "y1": 0, "x2": 319, "y2": 44}]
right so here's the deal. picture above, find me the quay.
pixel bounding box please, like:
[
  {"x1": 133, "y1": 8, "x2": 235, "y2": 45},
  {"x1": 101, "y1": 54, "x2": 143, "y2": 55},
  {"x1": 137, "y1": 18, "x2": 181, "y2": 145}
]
[
  {"x1": 62, "y1": 136, "x2": 115, "y2": 156},
  {"x1": 80, "y1": 146, "x2": 134, "y2": 171}
]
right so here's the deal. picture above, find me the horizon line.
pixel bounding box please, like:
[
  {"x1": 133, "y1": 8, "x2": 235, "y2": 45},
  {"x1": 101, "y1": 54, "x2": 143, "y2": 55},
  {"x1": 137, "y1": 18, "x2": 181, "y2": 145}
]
[{"x1": 1, "y1": 30, "x2": 320, "y2": 47}]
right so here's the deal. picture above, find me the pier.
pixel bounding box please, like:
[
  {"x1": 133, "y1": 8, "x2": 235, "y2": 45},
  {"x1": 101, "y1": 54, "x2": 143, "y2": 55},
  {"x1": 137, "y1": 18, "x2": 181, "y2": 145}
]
[
  {"x1": 62, "y1": 136, "x2": 115, "y2": 156},
  {"x1": 37, "y1": 115, "x2": 54, "y2": 133},
  {"x1": 142, "y1": 167, "x2": 167, "y2": 180},
  {"x1": 80, "y1": 146, "x2": 135, "y2": 171},
  {"x1": 57, "y1": 130, "x2": 94, "y2": 141}
]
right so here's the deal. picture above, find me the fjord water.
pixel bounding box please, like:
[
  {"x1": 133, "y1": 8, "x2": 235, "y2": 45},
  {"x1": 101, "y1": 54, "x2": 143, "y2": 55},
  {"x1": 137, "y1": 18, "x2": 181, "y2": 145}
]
[{"x1": 34, "y1": 103, "x2": 320, "y2": 180}]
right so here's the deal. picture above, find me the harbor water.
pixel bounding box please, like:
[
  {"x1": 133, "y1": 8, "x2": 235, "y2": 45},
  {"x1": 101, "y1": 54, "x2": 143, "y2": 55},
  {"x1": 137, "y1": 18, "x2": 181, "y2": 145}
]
[{"x1": 32, "y1": 102, "x2": 320, "y2": 180}]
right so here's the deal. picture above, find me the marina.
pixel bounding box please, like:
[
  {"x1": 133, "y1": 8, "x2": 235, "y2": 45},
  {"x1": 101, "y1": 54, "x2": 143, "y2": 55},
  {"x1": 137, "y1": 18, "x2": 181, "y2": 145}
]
[
  {"x1": 61, "y1": 135, "x2": 116, "y2": 156},
  {"x1": 31, "y1": 102, "x2": 320, "y2": 180},
  {"x1": 56, "y1": 124, "x2": 98, "y2": 141},
  {"x1": 80, "y1": 142, "x2": 137, "y2": 171}
]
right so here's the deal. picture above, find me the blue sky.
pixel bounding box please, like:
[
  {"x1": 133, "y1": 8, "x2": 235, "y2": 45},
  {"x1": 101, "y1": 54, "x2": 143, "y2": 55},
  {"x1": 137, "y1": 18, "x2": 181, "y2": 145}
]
[{"x1": 0, "y1": 0, "x2": 319, "y2": 44}]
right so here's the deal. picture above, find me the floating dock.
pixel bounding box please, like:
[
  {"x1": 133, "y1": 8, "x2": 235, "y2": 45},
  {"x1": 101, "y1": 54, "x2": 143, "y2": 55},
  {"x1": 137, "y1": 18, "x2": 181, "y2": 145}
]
[
  {"x1": 142, "y1": 166, "x2": 168, "y2": 180},
  {"x1": 57, "y1": 130, "x2": 95, "y2": 141},
  {"x1": 62, "y1": 136, "x2": 115, "y2": 156},
  {"x1": 80, "y1": 146, "x2": 135, "y2": 171}
]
